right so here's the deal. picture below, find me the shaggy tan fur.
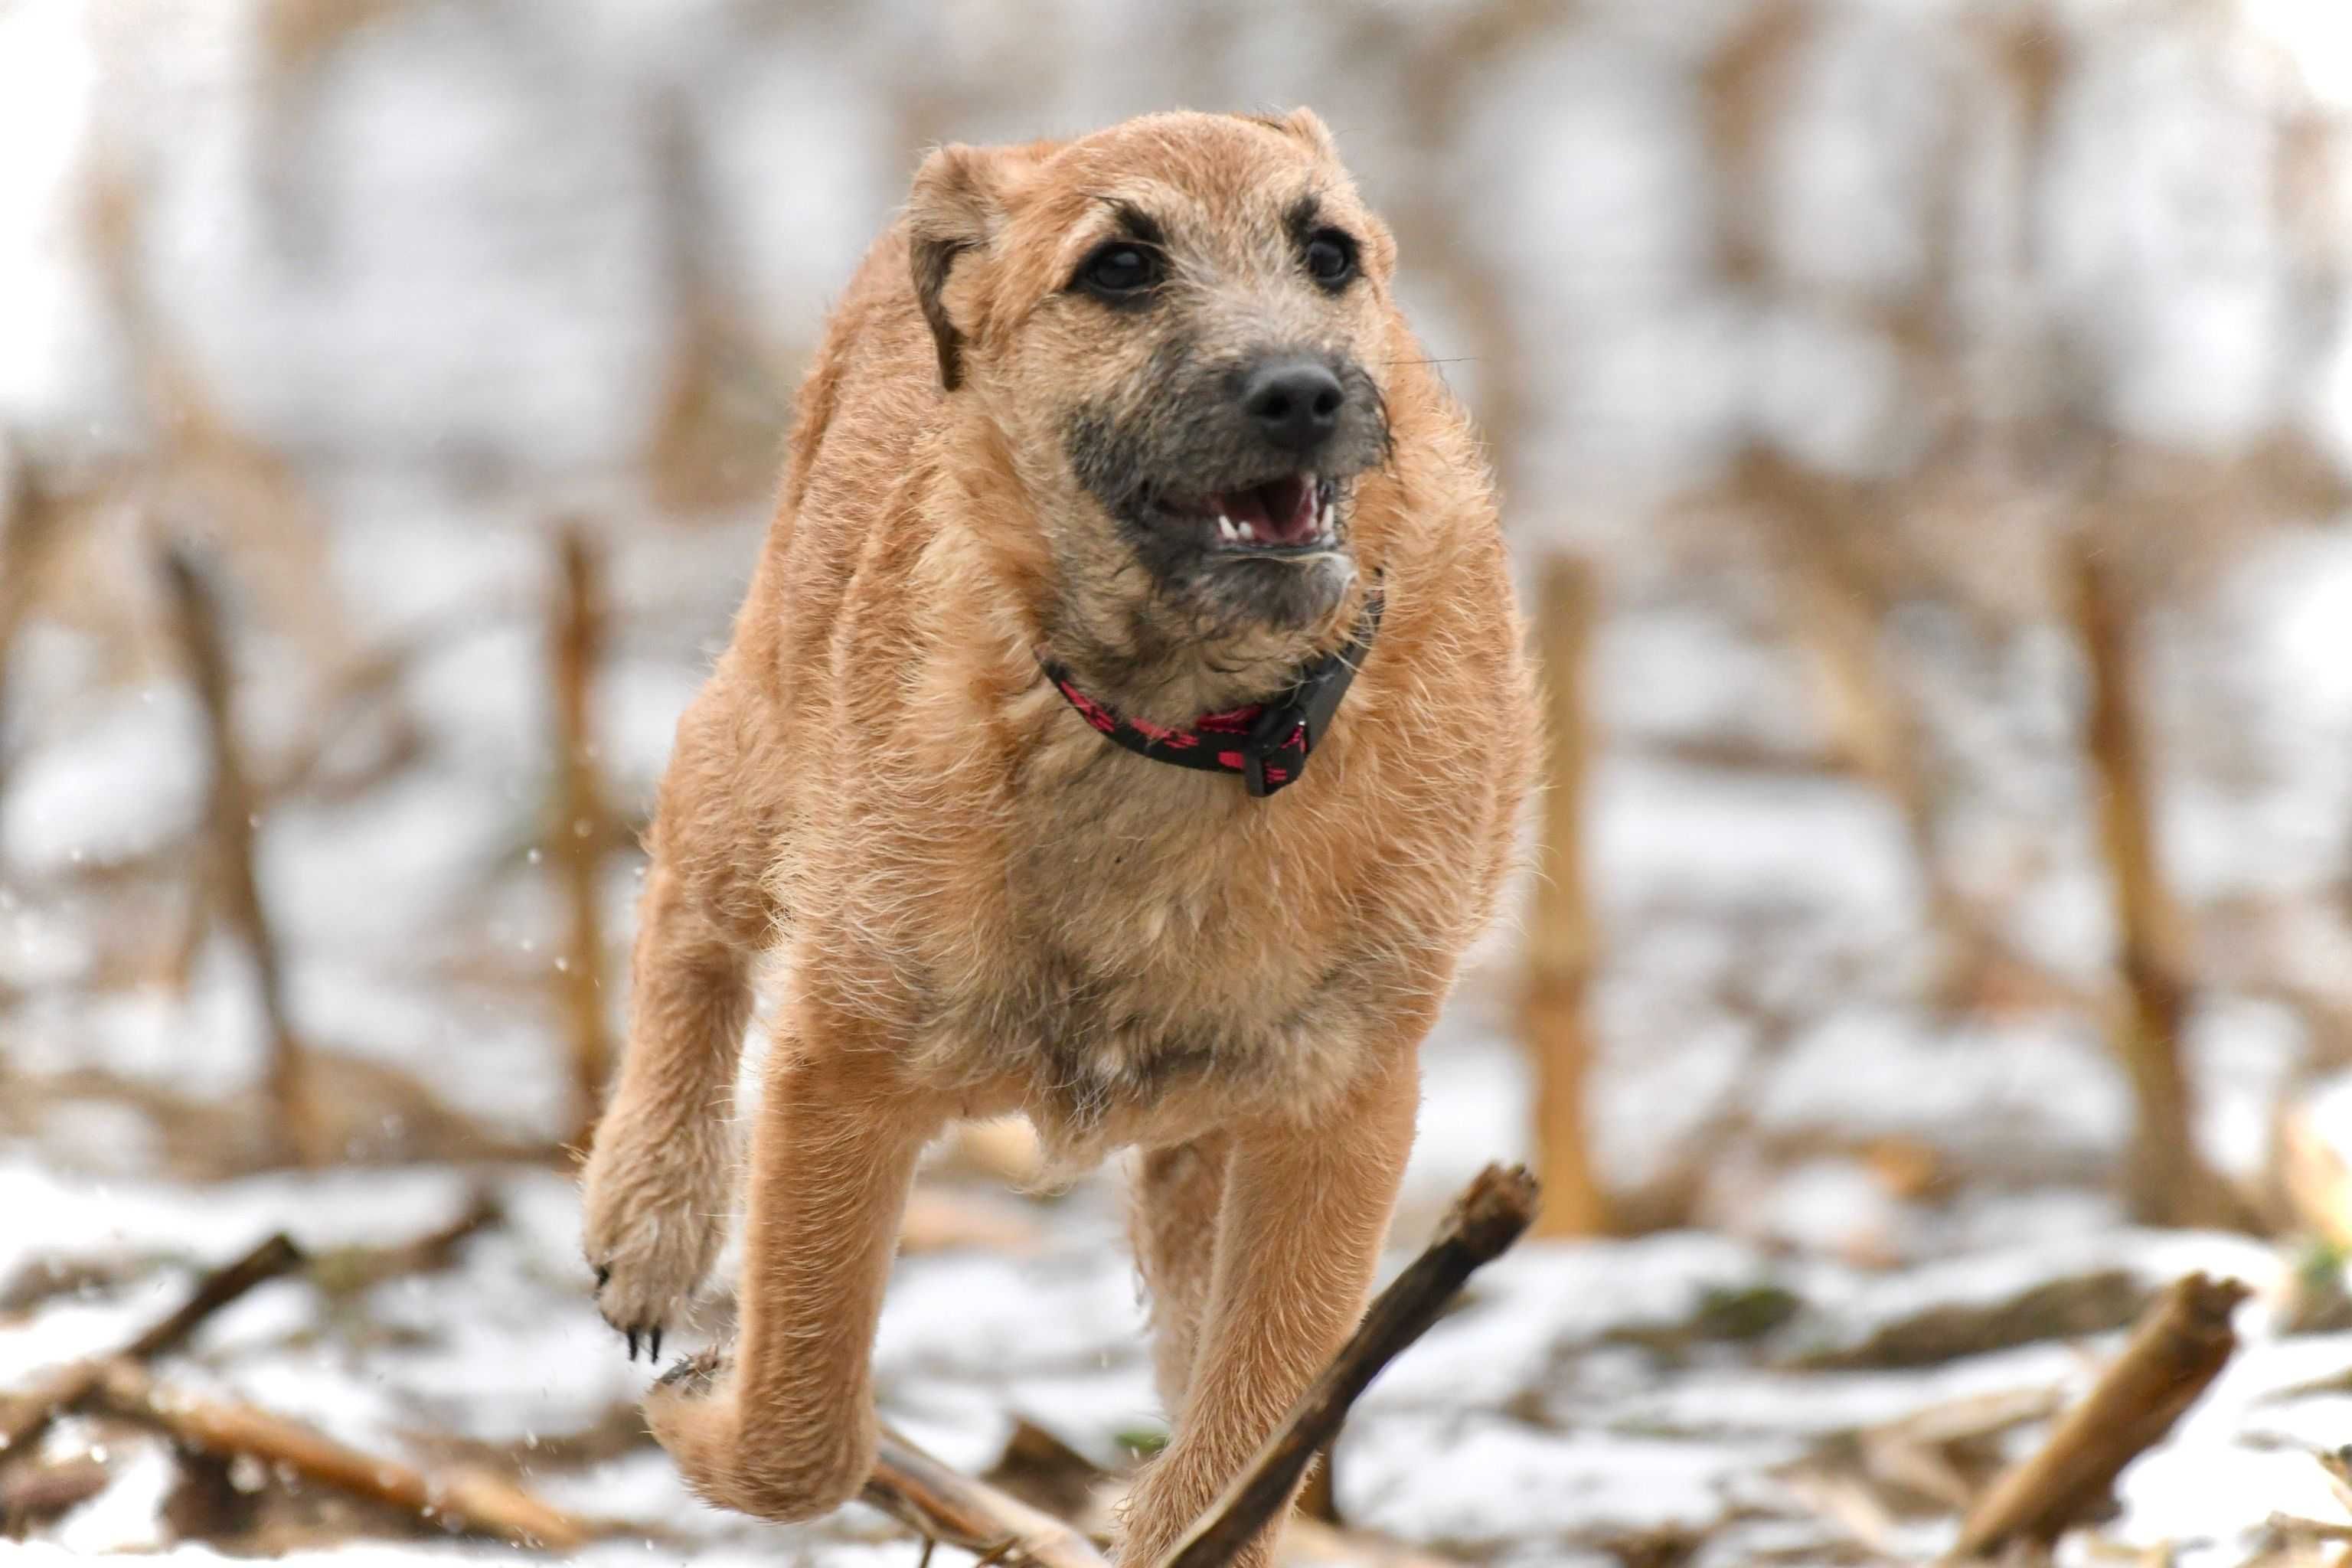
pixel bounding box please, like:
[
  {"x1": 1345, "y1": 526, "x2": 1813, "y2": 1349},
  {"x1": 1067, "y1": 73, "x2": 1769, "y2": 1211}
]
[{"x1": 580, "y1": 108, "x2": 1534, "y2": 1567}]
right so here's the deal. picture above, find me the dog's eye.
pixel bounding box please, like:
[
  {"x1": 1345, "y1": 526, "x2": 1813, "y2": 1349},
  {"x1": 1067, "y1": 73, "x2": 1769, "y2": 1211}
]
[
  {"x1": 1304, "y1": 229, "x2": 1357, "y2": 289},
  {"x1": 1076, "y1": 242, "x2": 1164, "y2": 300}
]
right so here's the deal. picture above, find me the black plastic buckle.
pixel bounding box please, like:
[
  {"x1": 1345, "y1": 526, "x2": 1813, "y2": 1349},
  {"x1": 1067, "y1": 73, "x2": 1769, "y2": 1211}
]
[
  {"x1": 1240, "y1": 696, "x2": 1307, "y2": 798},
  {"x1": 1238, "y1": 639, "x2": 1364, "y2": 798}
]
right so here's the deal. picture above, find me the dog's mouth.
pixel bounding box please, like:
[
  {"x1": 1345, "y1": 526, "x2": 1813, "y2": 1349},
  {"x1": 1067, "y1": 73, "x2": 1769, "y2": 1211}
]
[{"x1": 1155, "y1": 474, "x2": 1341, "y2": 556}]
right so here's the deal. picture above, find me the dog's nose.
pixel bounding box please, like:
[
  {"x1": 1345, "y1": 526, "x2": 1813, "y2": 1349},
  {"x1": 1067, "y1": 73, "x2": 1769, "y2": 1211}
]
[{"x1": 1240, "y1": 359, "x2": 1346, "y2": 454}]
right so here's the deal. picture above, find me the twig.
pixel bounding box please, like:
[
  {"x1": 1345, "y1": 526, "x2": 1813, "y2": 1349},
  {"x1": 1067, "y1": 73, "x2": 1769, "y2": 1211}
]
[
  {"x1": 305, "y1": 1189, "x2": 502, "y2": 1294},
  {"x1": 0, "y1": 1231, "x2": 303, "y2": 1457},
  {"x1": 0, "y1": 1455, "x2": 110, "y2": 1528},
  {"x1": 1948, "y1": 1271, "x2": 2250, "y2": 1560},
  {"x1": 0, "y1": 436, "x2": 57, "y2": 828},
  {"x1": 1152, "y1": 1163, "x2": 1541, "y2": 1568},
  {"x1": 1524, "y1": 560, "x2": 1609, "y2": 1237},
  {"x1": 550, "y1": 525, "x2": 614, "y2": 1148},
  {"x1": 126, "y1": 1234, "x2": 306, "y2": 1360},
  {"x1": 96, "y1": 1359, "x2": 590, "y2": 1551},
  {"x1": 982, "y1": 1416, "x2": 1467, "y2": 1568},
  {"x1": 867, "y1": 1424, "x2": 1111, "y2": 1568},
  {"x1": 2068, "y1": 543, "x2": 2243, "y2": 1228},
  {"x1": 162, "y1": 549, "x2": 324, "y2": 1167}
]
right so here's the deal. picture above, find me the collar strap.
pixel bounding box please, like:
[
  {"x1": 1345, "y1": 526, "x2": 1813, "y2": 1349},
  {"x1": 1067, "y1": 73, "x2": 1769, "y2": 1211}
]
[{"x1": 1040, "y1": 589, "x2": 1385, "y2": 799}]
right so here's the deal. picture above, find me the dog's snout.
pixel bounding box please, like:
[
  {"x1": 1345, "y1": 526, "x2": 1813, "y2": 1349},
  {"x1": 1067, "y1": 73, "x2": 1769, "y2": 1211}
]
[{"x1": 1240, "y1": 359, "x2": 1346, "y2": 455}]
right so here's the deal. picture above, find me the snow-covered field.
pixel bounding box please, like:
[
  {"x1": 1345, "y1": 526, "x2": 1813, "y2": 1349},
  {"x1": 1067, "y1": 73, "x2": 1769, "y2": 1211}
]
[
  {"x1": 10, "y1": 485, "x2": 2352, "y2": 1565},
  {"x1": 2, "y1": 1040, "x2": 2350, "y2": 1567},
  {"x1": 7, "y1": 2, "x2": 2352, "y2": 1564}
]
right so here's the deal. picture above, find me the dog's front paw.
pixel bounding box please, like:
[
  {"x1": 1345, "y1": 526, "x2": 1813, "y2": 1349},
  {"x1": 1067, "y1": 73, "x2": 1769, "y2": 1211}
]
[
  {"x1": 644, "y1": 1350, "x2": 743, "y2": 1501},
  {"x1": 645, "y1": 1351, "x2": 871, "y2": 1523},
  {"x1": 581, "y1": 1114, "x2": 727, "y2": 1361}
]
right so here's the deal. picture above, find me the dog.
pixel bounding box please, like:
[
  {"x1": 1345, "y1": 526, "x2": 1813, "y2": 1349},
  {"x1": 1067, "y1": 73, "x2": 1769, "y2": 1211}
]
[{"x1": 580, "y1": 108, "x2": 1534, "y2": 1567}]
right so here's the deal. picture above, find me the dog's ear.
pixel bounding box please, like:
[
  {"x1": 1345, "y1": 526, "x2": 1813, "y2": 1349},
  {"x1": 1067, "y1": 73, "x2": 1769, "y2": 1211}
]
[
  {"x1": 906, "y1": 144, "x2": 1012, "y2": 393},
  {"x1": 1243, "y1": 106, "x2": 1341, "y2": 162}
]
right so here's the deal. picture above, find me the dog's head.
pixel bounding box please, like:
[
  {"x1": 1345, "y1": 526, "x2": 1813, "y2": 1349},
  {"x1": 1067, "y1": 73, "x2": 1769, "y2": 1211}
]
[{"x1": 909, "y1": 110, "x2": 1398, "y2": 634}]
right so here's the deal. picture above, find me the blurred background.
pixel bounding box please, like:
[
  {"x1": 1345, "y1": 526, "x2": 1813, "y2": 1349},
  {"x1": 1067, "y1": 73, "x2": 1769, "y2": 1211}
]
[{"x1": 6, "y1": 2, "x2": 2352, "y2": 1564}]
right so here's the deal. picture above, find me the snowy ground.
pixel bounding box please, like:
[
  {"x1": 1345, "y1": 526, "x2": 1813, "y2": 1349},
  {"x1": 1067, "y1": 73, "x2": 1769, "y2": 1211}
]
[
  {"x1": 8, "y1": 475, "x2": 2352, "y2": 1566},
  {"x1": 0, "y1": 1049, "x2": 2346, "y2": 1568}
]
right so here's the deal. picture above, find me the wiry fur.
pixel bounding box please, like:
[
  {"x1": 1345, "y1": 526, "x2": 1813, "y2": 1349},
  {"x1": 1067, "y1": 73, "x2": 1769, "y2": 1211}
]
[{"x1": 580, "y1": 109, "x2": 1535, "y2": 1567}]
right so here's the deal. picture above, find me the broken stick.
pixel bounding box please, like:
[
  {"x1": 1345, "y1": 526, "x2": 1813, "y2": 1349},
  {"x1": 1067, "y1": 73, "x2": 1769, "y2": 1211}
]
[
  {"x1": 306, "y1": 1188, "x2": 501, "y2": 1295},
  {"x1": 983, "y1": 1415, "x2": 1467, "y2": 1568},
  {"x1": 162, "y1": 549, "x2": 325, "y2": 1167},
  {"x1": 868, "y1": 1425, "x2": 1112, "y2": 1568},
  {"x1": 0, "y1": 1231, "x2": 303, "y2": 1457},
  {"x1": 0, "y1": 1454, "x2": 110, "y2": 1530},
  {"x1": 1524, "y1": 559, "x2": 1610, "y2": 1238},
  {"x1": 1152, "y1": 1162, "x2": 1541, "y2": 1568},
  {"x1": 97, "y1": 1359, "x2": 590, "y2": 1551},
  {"x1": 550, "y1": 525, "x2": 616, "y2": 1149},
  {"x1": 2069, "y1": 544, "x2": 2239, "y2": 1229},
  {"x1": 1948, "y1": 1271, "x2": 2250, "y2": 1561},
  {"x1": 0, "y1": 436, "x2": 57, "y2": 829}
]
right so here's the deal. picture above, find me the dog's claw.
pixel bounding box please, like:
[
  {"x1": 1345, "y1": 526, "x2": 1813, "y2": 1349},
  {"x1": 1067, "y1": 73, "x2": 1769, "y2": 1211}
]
[
  {"x1": 593, "y1": 1264, "x2": 610, "y2": 1294},
  {"x1": 627, "y1": 1328, "x2": 641, "y2": 1361},
  {"x1": 649, "y1": 1327, "x2": 663, "y2": 1364}
]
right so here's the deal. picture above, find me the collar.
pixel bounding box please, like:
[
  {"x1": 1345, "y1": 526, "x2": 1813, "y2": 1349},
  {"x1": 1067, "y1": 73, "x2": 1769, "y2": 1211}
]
[{"x1": 1038, "y1": 587, "x2": 1385, "y2": 799}]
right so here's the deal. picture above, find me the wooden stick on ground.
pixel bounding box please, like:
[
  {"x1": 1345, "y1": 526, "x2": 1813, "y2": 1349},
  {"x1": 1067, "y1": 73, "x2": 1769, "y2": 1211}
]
[
  {"x1": 1524, "y1": 560, "x2": 1609, "y2": 1238},
  {"x1": 162, "y1": 550, "x2": 325, "y2": 1168},
  {"x1": 869, "y1": 1425, "x2": 1112, "y2": 1568},
  {"x1": 96, "y1": 1359, "x2": 590, "y2": 1552},
  {"x1": 983, "y1": 1416, "x2": 1467, "y2": 1568},
  {"x1": 0, "y1": 1455, "x2": 111, "y2": 1530},
  {"x1": 550, "y1": 525, "x2": 615, "y2": 1149},
  {"x1": 0, "y1": 1231, "x2": 303, "y2": 1457},
  {"x1": 305, "y1": 1187, "x2": 503, "y2": 1294},
  {"x1": 2067, "y1": 543, "x2": 2239, "y2": 1230},
  {"x1": 1152, "y1": 1163, "x2": 1542, "y2": 1568},
  {"x1": 0, "y1": 436, "x2": 57, "y2": 833},
  {"x1": 1948, "y1": 1271, "x2": 2250, "y2": 1561}
]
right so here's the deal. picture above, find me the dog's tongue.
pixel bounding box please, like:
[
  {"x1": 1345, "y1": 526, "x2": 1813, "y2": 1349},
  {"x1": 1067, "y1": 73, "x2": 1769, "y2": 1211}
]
[{"x1": 1216, "y1": 476, "x2": 1318, "y2": 545}]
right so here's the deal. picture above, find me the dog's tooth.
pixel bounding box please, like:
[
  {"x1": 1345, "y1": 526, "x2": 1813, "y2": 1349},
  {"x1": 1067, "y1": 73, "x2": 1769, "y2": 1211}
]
[
  {"x1": 1217, "y1": 514, "x2": 1236, "y2": 542},
  {"x1": 1321, "y1": 503, "x2": 1334, "y2": 533},
  {"x1": 1238, "y1": 521, "x2": 1256, "y2": 542}
]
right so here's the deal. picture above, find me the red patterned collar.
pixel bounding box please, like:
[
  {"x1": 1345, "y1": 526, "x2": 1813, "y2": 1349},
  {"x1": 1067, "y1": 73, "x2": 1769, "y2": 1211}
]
[{"x1": 1039, "y1": 589, "x2": 1385, "y2": 799}]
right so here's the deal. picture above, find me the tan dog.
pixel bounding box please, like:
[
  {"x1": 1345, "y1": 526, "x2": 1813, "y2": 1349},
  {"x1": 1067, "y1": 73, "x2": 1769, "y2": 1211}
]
[{"x1": 580, "y1": 109, "x2": 1534, "y2": 1566}]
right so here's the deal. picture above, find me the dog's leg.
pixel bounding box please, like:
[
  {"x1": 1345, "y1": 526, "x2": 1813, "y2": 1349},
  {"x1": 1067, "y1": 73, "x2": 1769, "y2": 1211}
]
[
  {"x1": 1119, "y1": 1056, "x2": 1420, "y2": 1568},
  {"x1": 645, "y1": 1018, "x2": 941, "y2": 1521},
  {"x1": 1130, "y1": 1132, "x2": 1230, "y2": 1415},
  {"x1": 582, "y1": 683, "x2": 775, "y2": 1350}
]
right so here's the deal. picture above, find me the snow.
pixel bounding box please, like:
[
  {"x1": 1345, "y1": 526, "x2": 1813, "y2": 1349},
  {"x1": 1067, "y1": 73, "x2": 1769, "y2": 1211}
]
[
  {"x1": 1, "y1": 687, "x2": 208, "y2": 875},
  {"x1": 2, "y1": 1123, "x2": 2321, "y2": 1565},
  {"x1": 52, "y1": 1437, "x2": 178, "y2": 1554},
  {"x1": 0, "y1": 0, "x2": 122, "y2": 454},
  {"x1": 1342, "y1": 1418, "x2": 1775, "y2": 1544}
]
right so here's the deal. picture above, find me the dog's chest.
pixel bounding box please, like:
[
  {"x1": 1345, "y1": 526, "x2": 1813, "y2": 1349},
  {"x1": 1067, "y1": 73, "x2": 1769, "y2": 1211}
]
[{"x1": 929, "y1": 776, "x2": 1380, "y2": 1145}]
